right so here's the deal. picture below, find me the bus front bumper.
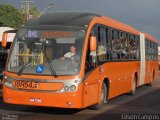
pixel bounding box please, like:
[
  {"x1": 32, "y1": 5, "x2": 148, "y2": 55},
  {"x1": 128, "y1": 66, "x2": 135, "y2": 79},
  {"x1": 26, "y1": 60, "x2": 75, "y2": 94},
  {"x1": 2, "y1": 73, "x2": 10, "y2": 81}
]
[{"x1": 3, "y1": 84, "x2": 83, "y2": 109}]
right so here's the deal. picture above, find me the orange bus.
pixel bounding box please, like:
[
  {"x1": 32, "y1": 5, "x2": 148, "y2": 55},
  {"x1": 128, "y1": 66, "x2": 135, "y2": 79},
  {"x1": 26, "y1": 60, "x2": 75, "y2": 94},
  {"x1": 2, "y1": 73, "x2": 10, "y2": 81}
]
[{"x1": 3, "y1": 12, "x2": 158, "y2": 109}]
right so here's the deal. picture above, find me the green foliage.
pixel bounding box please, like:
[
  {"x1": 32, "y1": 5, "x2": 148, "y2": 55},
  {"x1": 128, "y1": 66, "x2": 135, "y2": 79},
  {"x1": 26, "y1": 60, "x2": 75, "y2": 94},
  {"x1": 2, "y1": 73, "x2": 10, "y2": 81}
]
[
  {"x1": 0, "y1": 4, "x2": 23, "y2": 29},
  {"x1": 30, "y1": 6, "x2": 40, "y2": 18}
]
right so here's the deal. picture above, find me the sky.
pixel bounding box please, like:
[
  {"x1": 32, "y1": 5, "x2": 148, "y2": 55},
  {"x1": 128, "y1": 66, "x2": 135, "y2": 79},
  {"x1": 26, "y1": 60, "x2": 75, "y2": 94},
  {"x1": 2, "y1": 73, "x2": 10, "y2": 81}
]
[{"x1": 0, "y1": 0, "x2": 160, "y2": 41}]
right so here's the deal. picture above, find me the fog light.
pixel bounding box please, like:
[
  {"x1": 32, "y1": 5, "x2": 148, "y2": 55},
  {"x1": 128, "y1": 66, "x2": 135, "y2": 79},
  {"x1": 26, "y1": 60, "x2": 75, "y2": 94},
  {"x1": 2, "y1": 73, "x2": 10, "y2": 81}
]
[
  {"x1": 70, "y1": 85, "x2": 76, "y2": 91},
  {"x1": 64, "y1": 86, "x2": 69, "y2": 92}
]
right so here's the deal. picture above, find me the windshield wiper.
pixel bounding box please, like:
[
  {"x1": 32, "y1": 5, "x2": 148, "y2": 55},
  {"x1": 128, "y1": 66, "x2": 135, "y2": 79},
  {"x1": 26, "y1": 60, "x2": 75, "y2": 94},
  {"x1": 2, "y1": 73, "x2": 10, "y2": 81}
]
[
  {"x1": 44, "y1": 52, "x2": 58, "y2": 77},
  {"x1": 17, "y1": 63, "x2": 31, "y2": 76},
  {"x1": 41, "y1": 41, "x2": 58, "y2": 78}
]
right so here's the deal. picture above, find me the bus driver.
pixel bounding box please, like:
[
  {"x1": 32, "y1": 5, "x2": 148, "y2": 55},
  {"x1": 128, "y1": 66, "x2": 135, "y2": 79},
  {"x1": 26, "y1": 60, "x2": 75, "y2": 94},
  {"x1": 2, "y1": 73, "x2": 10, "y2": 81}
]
[{"x1": 61, "y1": 45, "x2": 78, "y2": 60}]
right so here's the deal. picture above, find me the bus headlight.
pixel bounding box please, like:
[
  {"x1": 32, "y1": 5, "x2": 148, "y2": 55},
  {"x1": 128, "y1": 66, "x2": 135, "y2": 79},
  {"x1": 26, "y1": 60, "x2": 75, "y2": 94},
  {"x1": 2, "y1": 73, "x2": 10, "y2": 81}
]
[
  {"x1": 4, "y1": 75, "x2": 7, "y2": 79},
  {"x1": 64, "y1": 85, "x2": 77, "y2": 92},
  {"x1": 4, "y1": 81, "x2": 13, "y2": 88},
  {"x1": 64, "y1": 86, "x2": 70, "y2": 92},
  {"x1": 70, "y1": 85, "x2": 76, "y2": 91}
]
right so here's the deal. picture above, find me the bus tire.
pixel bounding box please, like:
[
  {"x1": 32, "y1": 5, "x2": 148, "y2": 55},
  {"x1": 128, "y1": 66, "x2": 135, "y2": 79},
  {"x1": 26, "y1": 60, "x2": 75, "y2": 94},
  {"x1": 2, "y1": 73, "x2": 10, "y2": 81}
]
[
  {"x1": 90, "y1": 82, "x2": 107, "y2": 110},
  {"x1": 129, "y1": 76, "x2": 137, "y2": 95}
]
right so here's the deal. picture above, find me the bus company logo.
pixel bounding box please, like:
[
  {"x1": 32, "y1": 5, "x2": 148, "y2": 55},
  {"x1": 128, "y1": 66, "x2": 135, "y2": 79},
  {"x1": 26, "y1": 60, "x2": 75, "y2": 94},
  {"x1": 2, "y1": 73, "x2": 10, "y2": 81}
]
[{"x1": 29, "y1": 98, "x2": 42, "y2": 103}]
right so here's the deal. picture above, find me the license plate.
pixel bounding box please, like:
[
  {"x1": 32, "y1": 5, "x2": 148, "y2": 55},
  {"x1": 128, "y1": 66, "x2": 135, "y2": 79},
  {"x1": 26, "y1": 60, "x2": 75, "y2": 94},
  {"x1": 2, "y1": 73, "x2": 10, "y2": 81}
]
[{"x1": 13, "y1": 80, "x2": 36, "y2": 89}]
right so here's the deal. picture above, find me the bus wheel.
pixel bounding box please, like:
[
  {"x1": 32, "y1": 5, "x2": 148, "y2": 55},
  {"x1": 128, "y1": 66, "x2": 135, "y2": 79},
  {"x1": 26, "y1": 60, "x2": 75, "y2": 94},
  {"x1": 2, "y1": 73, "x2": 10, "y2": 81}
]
[
  {"x1": 129, "y1": 77, "x2": 137, "y2": 95},
  {"x1": 90, "y1": 82, "x2": 107, "y2": 110}
]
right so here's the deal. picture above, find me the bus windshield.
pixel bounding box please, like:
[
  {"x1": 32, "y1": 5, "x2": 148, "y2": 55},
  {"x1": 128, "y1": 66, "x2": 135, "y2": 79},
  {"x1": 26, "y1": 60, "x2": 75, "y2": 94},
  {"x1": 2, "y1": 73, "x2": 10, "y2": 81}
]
[{"x1": 7, "y1": 27, "x2": 85, "y2": 76}]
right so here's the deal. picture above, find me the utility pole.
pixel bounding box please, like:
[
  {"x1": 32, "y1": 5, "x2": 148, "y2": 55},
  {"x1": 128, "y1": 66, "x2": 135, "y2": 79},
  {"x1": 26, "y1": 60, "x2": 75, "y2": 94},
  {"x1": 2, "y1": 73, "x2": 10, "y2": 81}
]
[{"x1": 21, "y1": 0, "x2": 34, "y2": 20}]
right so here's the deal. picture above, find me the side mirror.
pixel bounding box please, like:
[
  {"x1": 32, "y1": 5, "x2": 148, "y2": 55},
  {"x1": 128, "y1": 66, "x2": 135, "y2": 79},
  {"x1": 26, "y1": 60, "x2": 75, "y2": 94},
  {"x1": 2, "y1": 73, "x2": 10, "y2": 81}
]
[
  {"x1": 2, "y1": 32, "x2": 8, "y2": 47},
  {"x1": 90, "y1": 36, "x2": 97, "y2": 51}
]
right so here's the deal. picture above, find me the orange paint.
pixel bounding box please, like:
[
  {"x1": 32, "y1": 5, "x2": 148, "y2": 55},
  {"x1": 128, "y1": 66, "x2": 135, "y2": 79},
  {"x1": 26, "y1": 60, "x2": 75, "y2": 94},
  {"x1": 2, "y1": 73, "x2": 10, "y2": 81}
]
[
  {"x1": 2, "y1": 32, "x2": 8, "y2": 47},
  {"x1": 90, "y1": 36, "x2": 97, "y2": 51}
]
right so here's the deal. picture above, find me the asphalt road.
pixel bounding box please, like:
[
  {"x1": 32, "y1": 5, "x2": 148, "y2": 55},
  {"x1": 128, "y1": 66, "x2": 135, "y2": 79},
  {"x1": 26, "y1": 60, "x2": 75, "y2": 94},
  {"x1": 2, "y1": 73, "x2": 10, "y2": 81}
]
[{"x1": 0, "y1": 79, "x2": 160, "y2": 120}]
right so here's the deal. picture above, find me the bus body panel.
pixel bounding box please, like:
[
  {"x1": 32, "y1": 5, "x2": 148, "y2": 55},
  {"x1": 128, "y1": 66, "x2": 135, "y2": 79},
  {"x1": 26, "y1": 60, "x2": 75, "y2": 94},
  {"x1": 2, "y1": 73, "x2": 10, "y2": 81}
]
[
  {"x1": 146, "y1": 61, "x2": 158, "y2": 83},
  {"x1": 82, "y1": 61, "x2": 140, "y2": 107},
  {"x1": 101, "y1": 61, "x2": 139, "y2": 99},
  {"x1": 82, "y1": 68, "x2": 100, "y2": 107},
  {"x1": 3, "y1": 83, "x2": 83, "y2": 108}
]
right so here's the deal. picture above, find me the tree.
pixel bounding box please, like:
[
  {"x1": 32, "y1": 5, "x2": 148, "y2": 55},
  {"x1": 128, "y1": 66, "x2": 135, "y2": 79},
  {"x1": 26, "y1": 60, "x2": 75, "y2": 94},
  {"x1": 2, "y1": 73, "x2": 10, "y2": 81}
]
[
  {"x1": 30, "y1": 6, "x2": 40, "y2": 18},
  {"x1": 0, "y1": 4, "x2": 23, "y2": 29}
]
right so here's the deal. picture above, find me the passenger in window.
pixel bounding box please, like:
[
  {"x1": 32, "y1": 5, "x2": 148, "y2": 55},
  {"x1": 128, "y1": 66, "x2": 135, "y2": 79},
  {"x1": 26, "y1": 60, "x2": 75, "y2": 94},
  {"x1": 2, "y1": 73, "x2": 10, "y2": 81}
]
[
  {"x1": 98, "y1": 43, "x2": 106, "y2": 61},
  {"x1": 112, "y1": 40, "x2": 117, "y2": 60},
  {"x1": 121, "y1": 37, "x2": 130, "y2": 59},
  {"x1": 112, "y1": 38, "x2": 121, "y2": 60},
  {"x1": 106, "y1": 46, "x2": 111, "y2": 60},
  {"x1": 122, "y1": 47, "x2": 129, "y2": 59},
  {"x1": 130, "y1": 41, "x2": 137, "y2": 59}
]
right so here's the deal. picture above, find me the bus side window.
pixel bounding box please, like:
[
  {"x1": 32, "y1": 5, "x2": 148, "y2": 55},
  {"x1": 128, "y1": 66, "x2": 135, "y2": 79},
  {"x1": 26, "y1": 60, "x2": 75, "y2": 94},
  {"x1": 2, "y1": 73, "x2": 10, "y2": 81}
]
[
  {"x1": 154, "y1": 43, "x2": 158, "y2": 60},
  {"x1": 121, "y1": 32, "x2": 129, "y2": 59},
  {"x1": 156, "y1": 44, "x2": 158, "y2": 60},
  {"x1": 147, "y1": 40, "x2": 151, "y2": 60},
  {"x1": 111, "y1": 30, "x2": 120, "y2": 60},
  {"x1": 135, "y1": 36, "x2": 140, "y2": 60},
  {"x1": 150, "y1": 42, "x2": 153, "y2": 60},
  {"x1": 97, "y1": 26, "x2": 110, "y2": 61},
  {"x1": 128, "y1": 35, "x2": 136, "y2": 60},
  {"x1": 145, "y1": 40, "x2": 148, "y2": 60}
]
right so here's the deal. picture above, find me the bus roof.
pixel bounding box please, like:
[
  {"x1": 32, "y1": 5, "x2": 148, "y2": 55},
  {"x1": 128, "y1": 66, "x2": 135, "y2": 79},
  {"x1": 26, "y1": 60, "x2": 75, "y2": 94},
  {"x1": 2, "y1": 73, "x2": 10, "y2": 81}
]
[
  {"x1": 26, "y1": 12, "x2": 101, "y2": 27},
  {"x1": 100, "y1": 16, "x2": 140, "y2": 35},
  {"x1": 26, "y1": 12, "x2": 157, "y2": 43},
  {"x1": 143, "y1": 32, "x2": 158, "y2": 43}
]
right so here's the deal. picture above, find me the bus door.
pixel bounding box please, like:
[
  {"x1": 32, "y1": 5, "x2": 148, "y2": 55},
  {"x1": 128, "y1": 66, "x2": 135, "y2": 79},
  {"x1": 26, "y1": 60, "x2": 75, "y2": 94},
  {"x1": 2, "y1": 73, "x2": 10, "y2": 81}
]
[
  {"x1": 83, "y1": 32, "x2": 100, "y2": 107},
  {"x1": 139, "y1": 32, "x2": 146, "y2": 85}
]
